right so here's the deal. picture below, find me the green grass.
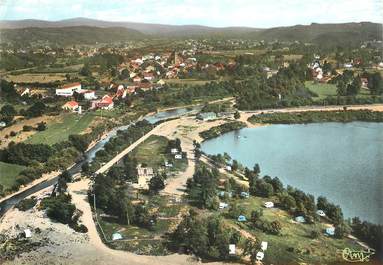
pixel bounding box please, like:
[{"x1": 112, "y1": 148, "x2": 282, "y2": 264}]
[
  {"x1": 130, "y1": 135, "x2": 187, "y2": 172},
  {"x1": 166, "y1": 78, "x2": 217, "y2": 86},
  {"x1": 306, "y1": 81, "x2": 373, "y2": 100},
  {"x1": 26, "y1": 113, "x2": 95, "y2": 145},
  {"x1": 0, "y1": 161, "x2": 26, "y2": 190},
  {"x1": 305, "y1": 81, "x2": 338, "y2": 100},
  {"x1": 223, "y1": 196, "x2": 361, "y2": 264},
  {"x1": 96, "y1": 194, "x2": 185, "y2": 255}
]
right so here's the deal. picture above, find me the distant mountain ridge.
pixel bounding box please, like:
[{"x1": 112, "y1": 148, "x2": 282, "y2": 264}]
[
  {"x1": 0, "y1": 17, "x2": 262, "y2": 35},
  {"x1": 0, "y1": 18, "x2": 381, "y2": 46}
]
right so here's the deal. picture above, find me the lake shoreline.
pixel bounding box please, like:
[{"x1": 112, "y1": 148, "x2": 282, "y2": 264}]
[{"x1": 201, "y1": 121, "x2": 383, "y2": 224}]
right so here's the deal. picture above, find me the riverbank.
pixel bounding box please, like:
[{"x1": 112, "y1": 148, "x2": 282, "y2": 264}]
[
  {"x1": 199, "y1": 121, "x2": 247, "y2": 140},
  {"x1": 248, "y1": 109, "x2": 383, "y2": 124}
]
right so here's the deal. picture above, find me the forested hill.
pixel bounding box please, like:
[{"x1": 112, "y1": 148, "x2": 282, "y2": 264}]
[
  {"x1": 256, "y1": 22, "x2": 382, "y2": 47},
  {"x1": 0, "y1": 26, "x2": 145, "y2": 46},
  {"x1": 0, "y1": 19, "x2": 381, "y2": 46}
]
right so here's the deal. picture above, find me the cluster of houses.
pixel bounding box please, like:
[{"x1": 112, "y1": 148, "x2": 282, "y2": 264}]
[
  {"x1": 56, "y1": 82, "x2": 115, "y2": 112},
  {"x1": 117, "y1": 48, "x2": 238, "y2": 83}
]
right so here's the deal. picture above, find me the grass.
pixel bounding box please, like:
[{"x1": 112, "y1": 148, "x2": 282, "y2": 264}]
[
  {"x1": 0, "y1": 161, "x2": 26, "y2": 190},
  {"x1": 5, "y1": 73, "x2": 67, "y2": 83},
  {"x1": 26, "y1": 113, "x2": 95, "y2": 145},
  {"x1": 306, "y1": 81, "x2": 373, "y2": 100},
  {"x1": 96, "y1": 194, "x2": 186, "y2": 255},
  {"x1": 166, "y1": 78, "x2": 217, "y2": 86},
  {"x1": 305, "y1": 81, "x2": 338, "y2": 100},
  {"x1": 130, "y1": 135, "x2": 187, "y2": 172},
  {"x1": 222, "y1": 196, "x2": 361, "y2": 264}
]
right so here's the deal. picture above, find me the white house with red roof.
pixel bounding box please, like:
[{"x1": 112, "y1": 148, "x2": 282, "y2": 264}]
[
  {"x1": 62, "y1": 101, "x2": 79, "y2": 112},
  {"x1": 56, "y1": 82, "x2": 81, "y2": 97},
  {"x1": 91, "y1": 95, "x2": 114, "y2": 110}
]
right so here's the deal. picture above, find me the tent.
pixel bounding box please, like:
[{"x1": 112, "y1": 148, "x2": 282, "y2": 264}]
[{"x1": 237, "y1": 215, "x2": 247, "y2": 222}]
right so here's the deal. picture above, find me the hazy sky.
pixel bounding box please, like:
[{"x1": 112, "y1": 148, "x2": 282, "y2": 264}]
[{"x1": 1, "y1": 0, "x2": 382, "y2": 28}]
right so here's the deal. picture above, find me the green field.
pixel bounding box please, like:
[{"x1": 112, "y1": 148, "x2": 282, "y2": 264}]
[
  {"x1": 26, "y1": 113, "x2": 95, "y2": 145},
  {"x1": 130, "y1": 135, "x2": 187, "y2": 172},
  {"x1": 0, "y1": 161, "x2": 26, "y2": 190},
  {"x1": 306, "y1": 81, "x2": 372, "y2": 100},
  {"x1": 166, "y1": 78, "x2": 217, "y2": 86},
  {"x1": 305, "y1": 81, "x2": 338, "y2": 99}
]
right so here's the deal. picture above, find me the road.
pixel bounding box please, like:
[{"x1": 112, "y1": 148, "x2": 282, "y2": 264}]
[{"x1": 95, "y1": 122, "x2": 167, "y2": 174}]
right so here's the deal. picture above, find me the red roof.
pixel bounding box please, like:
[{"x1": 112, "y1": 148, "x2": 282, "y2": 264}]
[
  {"x1": 77, "y1": 90, "x2": 94, "y2": 94},
  {"x1": 63, "y1": 101, "x2": 79, "y2": 108},
  {"x1": 100, "y1": 95, "x2": 113, "y2": 104},
  {"x1": 62, "y1": 82, "x2": 81, "y2": 89},
  {"x1": 144, "y1": 72, "x2": 154, "y2": 77}
]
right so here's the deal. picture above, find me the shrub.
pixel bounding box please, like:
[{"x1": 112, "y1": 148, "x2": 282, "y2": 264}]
[
  {"x1": 22, "y1": 125, "x2": 33, "y2": 132},
  {"x1": 15, "y1": 197, "x2": 37, "y2": 211},
  {"x1": 310, "y1": 230, "x2": 320, "y2": 239},
  {"x1": 10, "y1": 131, "x2": 17, "y2": 137},
  {"x1": 36, "y1": 122, "x2": 47, "y2": 131},
  {"x1": 72, "y1": 224, "x2": 88, "y2": 233}
]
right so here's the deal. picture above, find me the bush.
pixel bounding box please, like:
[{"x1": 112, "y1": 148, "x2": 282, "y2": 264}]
[
  {"x1": 22, "y1": 125, "x2": 33, "y2": 132},
  {"x1": 253, "y1": 219, "x2": 282, "y2": 235},
  {"x1": 72, "y1": 224, "x2": 88, "y2": 233},
  {"x1": 10, "y1": 131, "x2": 17, "y2": 137},
  {"x1": 36, "y1": 122, "x2": 47, "y2": 131},
  {"x1": 310, "y1": 230, "x2": 320, "y2": 239},
  {"x1": 15, "y1": 197, "x2": 37, "y2": 211},
  {"x1": 41, "y1": 194, "x2": 75, "y2": 224}
]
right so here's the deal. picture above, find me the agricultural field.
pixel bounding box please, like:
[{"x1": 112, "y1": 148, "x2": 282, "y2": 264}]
[
  {"x1": 0, "y1": 161, "x2": 26, "y2": 190},
  {"x1": 166, "y1": 78, "x2": 217, "y2": 86},
  {"x1": 283, "y1": 54, "x2": 303, "y2": 61},
  {"x1": 205, "y1": 49, "x2": 267, "y2": 57},
  {"x1": 4, "y1": 73, "x2": 67, "y2": 83},
  {"x1": 25, "y1": 113, "x2": 95, "y2": 145}
]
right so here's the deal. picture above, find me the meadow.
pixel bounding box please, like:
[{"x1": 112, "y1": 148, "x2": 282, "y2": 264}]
[
  {"x1": 26, "y1": 113, "x2": 95, "y2": 145},
  {"x1": 0, "y1": 161, "x2": 26, "y2": 190}
]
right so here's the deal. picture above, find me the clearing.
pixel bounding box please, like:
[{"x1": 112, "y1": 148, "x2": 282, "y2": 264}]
[
  {"x1": 25, "y1": 113, "x2": 95, "y2": 145},
  {"x1": 130, "y1": 135, "x2": 187, "y2": 172},
  {"x1": 306, "y1": 81, "x2": 372, "y2": 100},
  {"x1": 0, "y1": 161, "x2": 26, "y2": 190}
]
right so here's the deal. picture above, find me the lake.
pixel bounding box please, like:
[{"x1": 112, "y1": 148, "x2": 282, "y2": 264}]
[{"x1": 201, "y1": 122, "x2": 383, "y2": 224}]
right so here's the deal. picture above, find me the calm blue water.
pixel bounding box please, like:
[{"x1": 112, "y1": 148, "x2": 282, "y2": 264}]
[{"x1": 201, "y1": 122, "x2": 383, "y2": 224}]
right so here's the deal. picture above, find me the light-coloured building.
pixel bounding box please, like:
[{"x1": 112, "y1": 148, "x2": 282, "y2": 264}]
[{"x1": 56, "y1": 82, "x2": 81, "y2": 97}]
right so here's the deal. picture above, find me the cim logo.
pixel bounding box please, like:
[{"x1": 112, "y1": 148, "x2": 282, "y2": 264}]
[{"x1": 340, "y1": 248, "x2": 375, "y2": 263}]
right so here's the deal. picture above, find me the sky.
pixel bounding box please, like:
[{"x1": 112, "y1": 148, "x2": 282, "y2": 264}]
[{"x1": 0, "y1": 0, "x2": 382, "y2": 28}]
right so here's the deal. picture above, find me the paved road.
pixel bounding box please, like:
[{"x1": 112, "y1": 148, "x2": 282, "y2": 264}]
[{"x1": 95, "y1": 122, "x2": 167, "y2": 175}]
